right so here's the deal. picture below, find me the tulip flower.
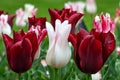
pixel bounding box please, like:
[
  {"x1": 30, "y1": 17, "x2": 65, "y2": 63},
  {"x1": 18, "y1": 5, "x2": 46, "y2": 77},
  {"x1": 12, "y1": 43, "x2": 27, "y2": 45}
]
[
  {"x1": 69, "y1": 13, "x2": 116, "y2": 74},
  {"x1": 64, "y1": 1, "x2": 85, "y2": 14},
  {"x1": 2, "y1": 26, "x2": 46, "y2": 73},
  {"x1": 28, "y1": 16, "x2": 47, "y2": 59},
  {"x1": 46, "y1": 19, "x2": 71, "y2": 68},
  {"x1": 28, "y1": 16, "x2": 46, "y2": 29},
  {"x1": 86, "y1": 0, "x2": 97, "y2": 14},
  {"x1": 64, "y1": 1, "x2": 87, "y2": 31},
  {"x1": 0, "y1": 14, "x2": 11, "y2": 36},
  {"x1": 94, "y1": 13, "x2": 115, "y2": 34},
  {"x1": 48, "y1": 8, "x2": 83, "y2": 33},
  {"x1": 16, "y1": 4, "x2": 37, "y2": 27},
  {"x1": 115, "y1": 8, "x2": 120, "y2": 26},
  {"x1": 0, "y1": 10, "x2": 15, "y2": 28}
]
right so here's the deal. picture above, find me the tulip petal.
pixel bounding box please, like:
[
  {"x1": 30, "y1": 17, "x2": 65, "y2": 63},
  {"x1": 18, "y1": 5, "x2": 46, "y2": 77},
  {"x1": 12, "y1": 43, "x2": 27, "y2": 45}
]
[
  {"x1": 9, "y1": 38, "x2": 32, "y2": 73},
  {"x1": 38, "y1": 29, "x2": 47, "y2": 44},
  {"x1": 68, "y1": 13, "x2": 83, "y2": 33},
  {"x1": 2, "y1": 34, "x2": 13, "y2": 52},
  {"x1": 24, "y1": 31, "x2": 38, "y2": 59},
  {"x1": 46, "y1": 22, "x2": 55, "y2": 46},
  {"x1": 48, "y1": 9, "x2": 62, "y2": 27},
  {"x1": 8, "y1": 14, "x2": 16, "y2": 27},
  {"x1": 79, "y1": 35, "x2": 103, "y2": 74},
  {"x1": 13, "y1": 31, "x2": 23, "y2": 43},
  {"x1": 101, "y1": 32, "x2": 116, "y2": 62}
]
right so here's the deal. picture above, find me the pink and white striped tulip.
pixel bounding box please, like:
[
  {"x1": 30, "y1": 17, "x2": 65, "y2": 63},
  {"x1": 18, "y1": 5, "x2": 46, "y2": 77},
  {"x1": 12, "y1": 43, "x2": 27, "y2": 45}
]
[
  {"x1": 16, "y1": 4, "x2": 38, "y2": 27},
  {"x1": 0, "y1": 14, "x2": 11, "y2": 36},
  {"x1": 46, "y1": 19, "x2": 71, "y2": 68},
  {"x1": 94, "y1": 13, "x2": 115, "y2": 34}
]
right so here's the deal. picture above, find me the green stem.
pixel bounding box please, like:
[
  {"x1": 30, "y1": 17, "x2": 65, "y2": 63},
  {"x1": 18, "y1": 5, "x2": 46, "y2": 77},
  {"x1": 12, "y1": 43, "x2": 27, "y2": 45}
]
[
  {"x1": 117, "y1": 26, "x2": 120, "y2": 46},
  {"x1": 86, "y1": 74, "x2": 91, "y2": 80},
  {"x1": 55, "y1": 68, "x2": 61, "y2": 80},
  {"x1": 18, "y1": 73, "x2": 21, "y2": 80}
]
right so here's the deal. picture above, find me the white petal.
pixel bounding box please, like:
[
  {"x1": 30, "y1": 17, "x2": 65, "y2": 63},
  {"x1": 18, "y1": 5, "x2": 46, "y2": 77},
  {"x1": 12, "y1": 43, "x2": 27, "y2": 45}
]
[
  {"x1": 46, "y1": 22, "x2": 55, "y2": 46},
  {"x1": 54, "y1": 42, "x2": 71, "y2": 68},
  {"x1": 2, "y1": 24, "x2": 11, "y2": 35}
]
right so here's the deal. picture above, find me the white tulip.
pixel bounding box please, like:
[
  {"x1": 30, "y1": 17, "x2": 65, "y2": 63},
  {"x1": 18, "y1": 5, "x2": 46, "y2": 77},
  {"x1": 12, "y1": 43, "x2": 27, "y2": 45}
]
[
  {"x1": 46, "y1": 19, "x2": 71, "y2": 68},
  {"x1": 64, "y1": 1, "x2": 85, "y2": 14},
  {"x1": 16, "y1": 8, "x2": 26, "y2": 26},
  {"x1": 0, "y1": 14, "x2": 11, "y2": 36},
  {"x1": 15, "y1": 4, "x2": 37, "y2": 27},
  {"x1": 86, "y1": 0, "x2": 97, "y2": 14}
]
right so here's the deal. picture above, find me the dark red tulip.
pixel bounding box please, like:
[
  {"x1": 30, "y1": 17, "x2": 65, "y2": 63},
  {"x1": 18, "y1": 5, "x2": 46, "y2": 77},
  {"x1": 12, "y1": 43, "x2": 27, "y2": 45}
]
[
  {"x1": 48, "y1": 8, "x2": 83, "y2": 33},
  {"x1": 2, "y1": 28, "x2": 46, "y2": 73},
  {"x1": 28, "y1": 16, "x2": 46, "y2": 29},
  {"x1": 28, "y1": 16, "x2": 47, "y2": 45},
  {"x1": 69, "y1": 28, "x2": 116, "y2": 74}
]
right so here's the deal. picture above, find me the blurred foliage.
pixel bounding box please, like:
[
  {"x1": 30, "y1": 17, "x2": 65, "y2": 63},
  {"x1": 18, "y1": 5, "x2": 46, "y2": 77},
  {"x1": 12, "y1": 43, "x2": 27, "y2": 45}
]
[{"x1": 0, "y1": 0, "x2": 120, "y2": 80}]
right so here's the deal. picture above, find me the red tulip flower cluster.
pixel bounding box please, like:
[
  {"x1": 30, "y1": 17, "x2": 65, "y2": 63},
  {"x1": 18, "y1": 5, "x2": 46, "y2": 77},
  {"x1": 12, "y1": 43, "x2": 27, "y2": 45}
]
[
  {"x1": 2, "y1": 17, "x2": 47, "y2": 73},
  {"x1": 69, "y1": 13, "x2": 116, "y2": 74}
]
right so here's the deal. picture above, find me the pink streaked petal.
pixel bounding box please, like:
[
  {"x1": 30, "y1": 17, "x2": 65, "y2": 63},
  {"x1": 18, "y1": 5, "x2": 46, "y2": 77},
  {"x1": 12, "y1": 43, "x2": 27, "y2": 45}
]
[
  {"x1": 38, "y1": 29, "x2": 47, "y2": 44},
  {"x1": 79, "y1": 35, "x2": 103, "y2": 74},
  {"x1": 100, "y1": 13, "x2": 110, "y2": 33},
  {"x1": 110, "y1": 19, "x2": 115, "y2": 33},
  {"x1": 94, "y1": 16, "x2": 102, "y2": 32},
  {"x1": 31, "y1": 8, "x2": 38, "y2": 16}
]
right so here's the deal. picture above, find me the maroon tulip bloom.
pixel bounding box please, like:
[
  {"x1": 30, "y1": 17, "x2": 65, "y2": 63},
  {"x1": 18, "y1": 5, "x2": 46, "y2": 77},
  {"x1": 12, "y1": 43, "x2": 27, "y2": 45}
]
[
  {"x1": 2, "y1": 28, "x2": 47, "y2": 73},
  {"x1": 69, "y1": 28, "x2": 115, "y2": 74},
  {"x1": 0, "y1": 10, "x2": 15, "y2": 27},
  {"x1": 48, "y1": 8, "x2": 83, "y2": 33},
  {"x1": 28, "y1": 16, "x2": 46, "y2": 29}
]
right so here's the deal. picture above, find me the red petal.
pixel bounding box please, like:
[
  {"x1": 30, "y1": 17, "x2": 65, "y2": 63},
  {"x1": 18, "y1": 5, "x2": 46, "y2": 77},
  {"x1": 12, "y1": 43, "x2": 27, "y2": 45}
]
[
  {"x1": 38, "y1": 29, "x2": 47, "y2": 44},
  {"x1": 90, "y1": 29, "x2": 101, "y2": 40},
  {"x1": 77, "y1": 28, "x2": 89, "y2": 46},
  {"x1": 48, "y1": 9, "x2": 62, "y2": 27},
  {"x1": 24, "y1": 31, "x2": 38, "y2": 59},
  {"x1": 28, "y1": 16, "x2": 46, "y2": 29},
  {"x1": 79, "y1": 35, "x2": 103, "y2": 74},
  {"x1": 9, "y1": 38, "x2": 32, "y2": 73},
  {"x1": 101, "y1": 32, "x2": 116, "y2": 62},
  {"x1": 0, "y1": 10, "x2": 3, "y2": 15},
  {"x1": 13, "y1": 31, "x2": 23, "y2": 43},
  {"x1": 2, "y1": 34, "x2": 14, "y2": 53},
  {"x1": 8, "y1": 14, "x2": 16, "y2": 28},
  {"x1": 68, "y1": 13, "x2": 83, "y2": 33}
]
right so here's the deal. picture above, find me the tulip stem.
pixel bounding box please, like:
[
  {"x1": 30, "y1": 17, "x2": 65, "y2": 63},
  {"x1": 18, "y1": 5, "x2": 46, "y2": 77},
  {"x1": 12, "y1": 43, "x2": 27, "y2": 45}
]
[
  {"x1": 55, "y1": 68, "x2": 61, "y2": 80},
  {"x1": 86, "y1": 74, "x2": 91, "y2": 80},
  {"x1": 117, "y1": 26, "x2": 120, "y2": 46},
  {"x1": 18, "y1": 73, "x2": 21, "y2": 80}
]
